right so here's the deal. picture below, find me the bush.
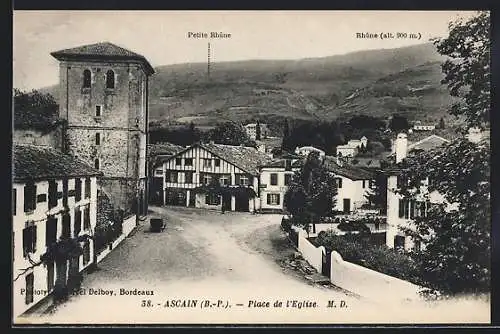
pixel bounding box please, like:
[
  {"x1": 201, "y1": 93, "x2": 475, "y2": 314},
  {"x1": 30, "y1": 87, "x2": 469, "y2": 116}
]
[
  {"x1": 316, "y1": 231, "x2": 421, "y2": 285},
  {"x1": 337, "y1": 221, "x2": 371, "y2": 234}
]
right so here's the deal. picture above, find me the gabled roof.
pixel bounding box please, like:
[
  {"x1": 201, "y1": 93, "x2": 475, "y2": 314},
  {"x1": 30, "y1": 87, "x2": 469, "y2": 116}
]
[
  {"x1": 13, "y1": 144, "x2": 102, "y2": 182},
  {"x1": 408, "y1": 134, "x2": 450, "y2": 152},
  {"x1": 350, "y1": 157, "x2": 382, "y2": 169},
  {"x1": 148, "y1": 143, "x2": 184, "y2": 160},
  {"x1": 164, "y1": 142, "x2": 273, "y2": 176},
  {"x1": 323, "y1": 156, "x2": 375, "y2": 181},
  {"x1": 51, "y1": 42, "x2": 155, "y2": 75}
]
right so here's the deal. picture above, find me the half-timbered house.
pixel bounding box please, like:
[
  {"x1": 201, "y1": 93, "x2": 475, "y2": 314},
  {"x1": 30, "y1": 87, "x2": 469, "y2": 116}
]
[{"x1": 158, "y1": 142, "x2": 272, "y2": 212}]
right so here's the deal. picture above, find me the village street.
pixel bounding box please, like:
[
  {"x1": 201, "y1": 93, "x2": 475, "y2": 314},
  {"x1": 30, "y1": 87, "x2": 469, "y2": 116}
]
[
  {"x1": 31, "y1": 206, "x2": 380, "y2": 324},
  {"x1": 25, "y1": 207, "x2": 490, "y2": 324}
]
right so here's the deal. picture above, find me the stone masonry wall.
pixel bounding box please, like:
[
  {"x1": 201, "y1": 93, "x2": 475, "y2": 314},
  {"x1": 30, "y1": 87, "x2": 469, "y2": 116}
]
[{"x1": 57, "y1": 59, "x2": 148, "y2": 215}]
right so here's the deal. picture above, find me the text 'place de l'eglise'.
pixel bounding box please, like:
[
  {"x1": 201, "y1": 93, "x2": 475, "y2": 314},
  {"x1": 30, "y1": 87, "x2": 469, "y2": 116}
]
[{"x1": 12, "y1": 16, "x2": 490, "y2": 321}]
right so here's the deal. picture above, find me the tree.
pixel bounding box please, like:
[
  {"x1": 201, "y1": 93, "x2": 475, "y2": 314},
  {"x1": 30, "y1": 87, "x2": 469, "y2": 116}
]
[
  {"x1": 398, "y1": 11, "x2": 491, "y2": 296},
  {"x1": 389, "y1": 114, "x2": 410, "y2": 133},
  {"x1": 364, "y1": 172, "x2": 387, "y2": 214},
  {"x1": 13, "y1": 89, "x2": 59, "y2": 130},
  {"x1": 433, "y1": 11, "x2": 490, "y2": 128},
  {"x1": 281, "y1": 120, "x2": 292, "y2": 151},
  {"x1": 284, "y1": 151, "x2": 338, "y2": 234},
  {"x1": 255, "y1": 120, "x2": 261, "y2": 140},
  {"x1": 438, "y1": 117, "x2": 446, "y2": 129},
  {"x1": 204, "y1": 122, "x2": 255, "y2": 146},
  {"x1": 398, "y1": 138, "x2": 490, "y2": 296}
]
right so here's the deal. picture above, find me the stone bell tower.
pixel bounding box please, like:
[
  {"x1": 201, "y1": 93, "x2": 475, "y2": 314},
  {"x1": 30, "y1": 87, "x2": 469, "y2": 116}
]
[{"x1": 51, "y1": 42, "x2": 155, "y2": 219}]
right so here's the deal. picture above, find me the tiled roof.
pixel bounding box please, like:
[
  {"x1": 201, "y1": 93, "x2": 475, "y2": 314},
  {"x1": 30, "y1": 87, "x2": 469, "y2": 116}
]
[
  {"x1": 13, "y1": 144, "x2": 102, "y2": 182},
  {"x1": 148, "y1": 143, "x2": 184, "y2": 159},
  {"x1": 51, "y1": 42, "x2": 154, "y2": 75},
  {"x1": 201, "y1": 143, "x2": 272, "y2": 175},
  {"x1": 349, "y1": 157, "x2": 382, "y2": 169},
  {"x1": 323, "y1": 156, "x2": 375, "y2": 180},
  {"x1": 408, "y1": 134, "x2": 450, "y2": 152}
]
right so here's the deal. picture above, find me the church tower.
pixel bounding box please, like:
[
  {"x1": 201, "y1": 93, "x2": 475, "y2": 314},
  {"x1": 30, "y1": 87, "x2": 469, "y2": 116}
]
[{"x1": 51, "y1": 42, "x2": 154, "y2": 219}]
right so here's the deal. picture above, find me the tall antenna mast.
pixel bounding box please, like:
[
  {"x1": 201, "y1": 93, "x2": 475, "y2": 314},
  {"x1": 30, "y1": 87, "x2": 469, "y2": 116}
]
[{"x1": 207, "y1": 42, "x2": 211, "y2": 80}]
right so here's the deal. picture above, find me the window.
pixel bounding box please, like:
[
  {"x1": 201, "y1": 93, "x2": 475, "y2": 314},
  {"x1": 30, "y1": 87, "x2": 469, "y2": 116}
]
[
  {"x1": 267, "y1": 193, "x2": 280, "y2": 206},
  {"x1": 94, "y1": 158, "x2": 100, "y2": 170},
  {"x1": 12, "y1": 188, "x2": 16, "y2": 216},
  {"x1": 175, "y1": 158, "x2": 182, "y2": 166},
  {"x1": 74, "y1": 207, "x2": 82, "y2": 236},
  {"x1": 25, "y1": 273, "x2": 34, "y2": 305},
  {"x1": 362, "y1": 180, "x2": 366, "y2": 188},
  {"x1": 185, "y1": 158, "x2": 193, "y2": 166},
  {"x1": 83, "y1": 241, "x2": 91, "y2": 265},
  {"x1": 336, "y1": 178, "x2": 343, "y2": 189},
  {"x1": 205, "y1": 193, "x2": 220, "y2": 206},
  {"x1": 285, "y1": 160, "x2": 292, "y2": 171},
  {"x1": 202, "y1": 174, "x2": 212, "y2": 185},
  {"x1": 284, "y1": 174, "x2": 292, "y2": 186},
  {"x1": 215, "y1": 159, "x2": 220, "y2": 167},
  {"x1": 63, "y1": 179, "x2": 68, "y2": 207},
  {"x1": 48, "y1": 181, "x2": 58, "y2": 208},
  {"x1": 240, "y1": 175, "x2": 249, "y2": 186},
  {"x1": 166, "y1": 171, "x2": 178, "y2": 183},
  {"x1": 95, "y1": 133, "x2": 101, "y2": 145},
  {"x1": 62, "y1": 213, "x2": 71, "y2": 239},
  {"x1": 95, "y1": 105, "x2": 102, "y2": 117},
  {"x1": 46, "y1": 217, "x2": 57, "y2": 247},
  {"x1": 106, "y1": 69, "x2": 115, "y2": 89},
  {"x1": 47, "y1": 261, "x2": 55, "y2": 292},
  {"x1": 83, "y1": 206, "x2": 91, "y2": 230},
  {"x1": 24, "y1": 182, "x2": 37, "y2": 213},
  {"x1": 75, "y1": 178, "x2": 82, "y2": 202},
  {"x1": 203, "y1": 159, "x2": 212, "y2": 168},
  {"x1": 394, "y1": 235, "x2": 405, "y2": 251},
  {"x1": 85, "y1": 177, "x2": 91, "y2": 199},
  {"x1": 413, "y1": 240, "x2": 421, "y2": 252},
  {"x1": 219, "y1": 175, "x2": 230, "y2": 186},
  {"x1": 83, "y1": 69, "x2": 91, "y2": 88},
  {"x1": 185, "y1": 172, "x2": 193, "y2": 184},
  {"x1": 155, "y1": 168, "x2": 163, "y2": 176},
  {"x1": 23, "y1": 223, "x2": 37, "y2": 257},
  {"x1": 270, "y1": 173, "x2": 278, "y2": 186},
  {"x1": 398, "y1": 199, "x2": 416, "y2": 219}
]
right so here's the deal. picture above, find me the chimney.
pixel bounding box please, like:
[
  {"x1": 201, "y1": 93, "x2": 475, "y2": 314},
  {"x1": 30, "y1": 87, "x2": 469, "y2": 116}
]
[{"x1": 395, "y1": 132, "x2": 408, "y2": 163}]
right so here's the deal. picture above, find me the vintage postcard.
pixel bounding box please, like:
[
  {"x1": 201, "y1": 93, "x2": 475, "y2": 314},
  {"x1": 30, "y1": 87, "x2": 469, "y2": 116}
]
[{"x1": 12, "y1": 10, "x2": 491, "y2": 325}]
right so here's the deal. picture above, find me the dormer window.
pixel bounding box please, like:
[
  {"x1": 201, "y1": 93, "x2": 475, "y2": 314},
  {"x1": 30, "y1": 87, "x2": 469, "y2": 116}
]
[
  {"x1": 106, "y1": 70, "x2": 115, "y2": 89},
  {"x1": 83, "y1": 69, "x2": 91, "y2": 88}
]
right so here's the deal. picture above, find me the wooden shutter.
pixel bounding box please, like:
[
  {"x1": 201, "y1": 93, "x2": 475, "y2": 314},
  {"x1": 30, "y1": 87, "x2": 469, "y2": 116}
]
[
  {"x1": 32, "y1": 225, "x2": 37, "y2": 253},
  {"x1": 398, "y1": 199, "x2": 405, "y2": 218},
  {"x1": 23, "y1": 228, "x2": 29, "y2": 257}
]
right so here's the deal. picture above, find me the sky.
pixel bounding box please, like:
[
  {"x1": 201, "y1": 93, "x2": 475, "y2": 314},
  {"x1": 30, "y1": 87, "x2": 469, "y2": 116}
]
[{"x1": 13, "y1": 10, "x2": 478, "y2": 90}]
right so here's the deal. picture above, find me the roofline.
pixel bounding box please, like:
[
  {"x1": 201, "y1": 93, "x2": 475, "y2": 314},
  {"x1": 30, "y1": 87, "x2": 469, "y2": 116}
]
[
  {"x1": 158, "y1": 142, "x2": 259, "y2": 176},
  {"x1": 13, "y1": 172, "x2": 102, "y2": 183},
  {"x1": 407, "y1": 134, "x2": 450, "y2": 150},
  {"x1": 50, "y1": 53, "x2": 155, "y2": 76}
]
